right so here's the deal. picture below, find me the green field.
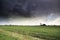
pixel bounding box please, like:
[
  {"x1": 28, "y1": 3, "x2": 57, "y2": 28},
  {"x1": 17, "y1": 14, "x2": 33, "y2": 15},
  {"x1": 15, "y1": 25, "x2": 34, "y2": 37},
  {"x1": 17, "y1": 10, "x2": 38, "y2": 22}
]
[
  {"x1": 0, "y1": 25, "x2": 60, "y2": 40},
  {"x1": 0, "y1": 32, "x2": 17, "y2": 40}
]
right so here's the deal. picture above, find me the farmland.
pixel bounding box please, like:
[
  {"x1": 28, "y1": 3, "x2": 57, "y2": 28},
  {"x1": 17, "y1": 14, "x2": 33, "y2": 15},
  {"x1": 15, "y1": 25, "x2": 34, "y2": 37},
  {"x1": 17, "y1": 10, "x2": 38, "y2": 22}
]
[{"x1": 0, "y1": 25, "x2": 60, "y2": 40}]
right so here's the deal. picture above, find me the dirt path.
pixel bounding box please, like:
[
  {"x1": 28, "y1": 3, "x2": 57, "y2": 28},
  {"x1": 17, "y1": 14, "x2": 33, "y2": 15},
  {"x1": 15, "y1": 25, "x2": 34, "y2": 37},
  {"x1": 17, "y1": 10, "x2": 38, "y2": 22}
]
[{"x1": 0, "y1": 29, "x2": 45, "y2": 40}]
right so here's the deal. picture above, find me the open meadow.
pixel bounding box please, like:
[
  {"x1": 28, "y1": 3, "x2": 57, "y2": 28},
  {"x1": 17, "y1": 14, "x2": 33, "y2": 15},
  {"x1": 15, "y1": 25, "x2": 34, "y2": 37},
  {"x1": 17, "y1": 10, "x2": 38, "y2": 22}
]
[{"x1": 0, "y1": 25, "x2": 60, "y2": 40}]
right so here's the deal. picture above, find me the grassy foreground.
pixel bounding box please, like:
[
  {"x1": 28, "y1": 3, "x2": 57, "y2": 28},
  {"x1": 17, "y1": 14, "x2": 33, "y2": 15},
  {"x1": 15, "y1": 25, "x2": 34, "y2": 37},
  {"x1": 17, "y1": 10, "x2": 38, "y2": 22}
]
[
  {"x1": 0, "y1": 32, "x2": 17, "y2": 40},
  {"x1": 0, "y1": 25, "x2": 60, "y2": 40}
]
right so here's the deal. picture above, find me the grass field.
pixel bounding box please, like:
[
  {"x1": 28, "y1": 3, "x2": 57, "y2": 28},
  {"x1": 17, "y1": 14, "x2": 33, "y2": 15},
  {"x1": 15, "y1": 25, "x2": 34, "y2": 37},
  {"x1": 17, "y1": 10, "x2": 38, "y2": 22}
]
[
  {"x1": 0, "y1": 25, "x2": 60, "y2": 40},
  {"x1": 0, "y1": 30, "x2": 17, "y2": 40}
]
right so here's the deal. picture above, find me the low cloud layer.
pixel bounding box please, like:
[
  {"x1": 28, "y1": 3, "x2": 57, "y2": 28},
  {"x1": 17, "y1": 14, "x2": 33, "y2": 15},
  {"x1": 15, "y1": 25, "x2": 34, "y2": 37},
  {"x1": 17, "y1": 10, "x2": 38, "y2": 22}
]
[{"x1": 0, "y1": 17, "x2": 60, "y2": 25}]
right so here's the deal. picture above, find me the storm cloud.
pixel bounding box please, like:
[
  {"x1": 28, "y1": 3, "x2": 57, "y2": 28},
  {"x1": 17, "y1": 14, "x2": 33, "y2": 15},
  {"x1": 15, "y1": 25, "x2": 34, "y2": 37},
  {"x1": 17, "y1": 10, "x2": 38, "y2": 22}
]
[
  {"x1": 0, "y1": 0, "x2": 60, "y2": 25},
  {"x1": 0, "y1": 0, "x2": 60, "y2": 17}
]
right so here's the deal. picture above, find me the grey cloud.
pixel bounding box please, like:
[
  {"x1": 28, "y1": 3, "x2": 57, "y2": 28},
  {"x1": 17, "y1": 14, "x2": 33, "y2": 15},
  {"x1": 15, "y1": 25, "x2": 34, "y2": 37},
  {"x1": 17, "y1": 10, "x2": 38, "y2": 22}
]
[{"x1": 0, "y1": 0, "x2": 60, "y2": 18}]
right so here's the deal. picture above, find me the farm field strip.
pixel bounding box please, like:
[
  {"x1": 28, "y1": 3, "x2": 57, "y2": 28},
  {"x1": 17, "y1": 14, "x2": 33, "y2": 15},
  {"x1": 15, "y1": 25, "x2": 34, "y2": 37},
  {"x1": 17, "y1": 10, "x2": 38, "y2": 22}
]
[
  {"x1": 0, "y1": 26, "x2": 60, "y2": 40},
  {"x1": 0, "y1": 28, "x2": 44, "y2": 40}
]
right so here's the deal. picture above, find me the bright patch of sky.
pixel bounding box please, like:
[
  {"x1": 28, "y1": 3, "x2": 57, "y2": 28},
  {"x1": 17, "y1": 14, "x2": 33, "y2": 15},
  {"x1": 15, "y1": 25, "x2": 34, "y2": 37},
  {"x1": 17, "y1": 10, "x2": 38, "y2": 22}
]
[{"x1": 0, "y1": 16, "x2": 60, "y2": 25}]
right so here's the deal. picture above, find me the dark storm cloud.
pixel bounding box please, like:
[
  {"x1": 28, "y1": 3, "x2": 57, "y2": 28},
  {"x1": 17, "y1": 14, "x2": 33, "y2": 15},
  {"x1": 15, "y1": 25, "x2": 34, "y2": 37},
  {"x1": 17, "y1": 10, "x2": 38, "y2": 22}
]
[{"x1": 0, "y1": 0, "x2": 60, "y2": 18}]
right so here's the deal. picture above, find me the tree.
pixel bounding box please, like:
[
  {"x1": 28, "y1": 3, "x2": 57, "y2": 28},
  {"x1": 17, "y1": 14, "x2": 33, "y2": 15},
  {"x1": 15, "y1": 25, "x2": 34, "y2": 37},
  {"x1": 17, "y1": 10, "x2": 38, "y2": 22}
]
[{"x1": 40, "y1": 23, "x2": 46, "y2": 26}]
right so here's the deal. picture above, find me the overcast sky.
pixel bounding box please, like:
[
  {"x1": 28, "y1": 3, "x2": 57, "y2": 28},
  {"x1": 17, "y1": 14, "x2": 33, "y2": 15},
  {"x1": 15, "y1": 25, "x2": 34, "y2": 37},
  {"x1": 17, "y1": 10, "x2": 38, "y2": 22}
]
[{"x1": 0, "y1": 0, "x2": 60, "y2": 25}]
